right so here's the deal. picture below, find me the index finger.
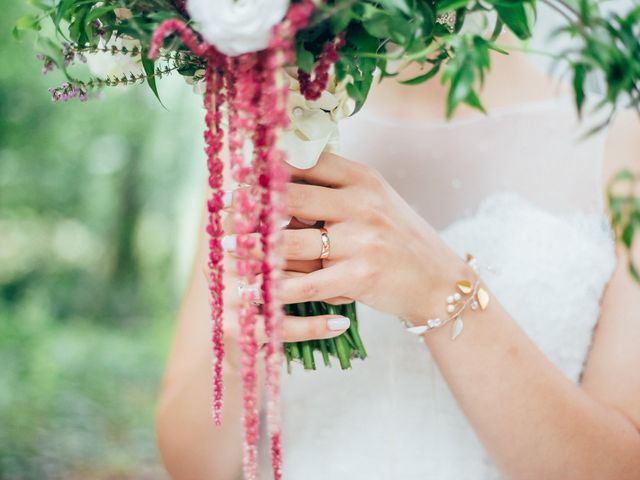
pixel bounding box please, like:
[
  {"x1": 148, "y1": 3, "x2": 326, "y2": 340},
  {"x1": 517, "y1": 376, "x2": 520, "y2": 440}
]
[{"x1": 286, "y1": 152, "x2": 365, "y2": 188}]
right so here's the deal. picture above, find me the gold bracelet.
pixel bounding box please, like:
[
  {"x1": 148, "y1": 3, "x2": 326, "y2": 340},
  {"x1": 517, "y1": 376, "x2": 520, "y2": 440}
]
[{"x1": 403, "y1": 254, "x2": 490, "y2": 340}]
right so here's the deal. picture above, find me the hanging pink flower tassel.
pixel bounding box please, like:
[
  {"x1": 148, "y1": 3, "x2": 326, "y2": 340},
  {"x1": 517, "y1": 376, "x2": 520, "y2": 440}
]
[
  {"x1": 150, "y1": 20, "x2": 229, "y2": 427},
  {"x1": 148, "y1": 19, "x2": 211, "y2": 59},
  {"x1": 226, "y1": 53, "x2": 264, "y2": 480},
  {"x1": 150, "y1": 5, "x2": 321, "y2": 477},
  {"x1": 258, "y1": 3, "x2": 315, "y2": 478},
  {"x1": 203, "y1": 65, "x2": 227, "y2": 426},
  {"x1": 150, "y1": 19, "x2": 229, "y2": 426}
]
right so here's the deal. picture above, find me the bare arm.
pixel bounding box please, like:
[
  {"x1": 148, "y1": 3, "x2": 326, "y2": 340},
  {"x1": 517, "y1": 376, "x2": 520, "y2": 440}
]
[
  {"x1": 155, "y1": 203, "x2": 247, "y2": 480},
  {"x1": 419, "y1": 111, "x2": 640, "y2": 479},
  {"x1": 155, "y1": 169, "x2": 352, "y2": 478},
  {"x1": 260, "y1": 112, "x2": 640, "y2": 479}
]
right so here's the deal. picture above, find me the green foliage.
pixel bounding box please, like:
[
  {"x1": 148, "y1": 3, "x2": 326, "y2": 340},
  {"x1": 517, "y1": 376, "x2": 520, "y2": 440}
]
[
  {"x1": 16, "y1": 0, "x2": 534, "y2": 117},
  {"x1": 550, "y1": 1, "x2": 640, "y2": 122},
  {"x1": 3, "y1": 1, "x2": 206, "y2": 475},
  {"x1": 16, "y1": 0, "x2": 640, "y2": 123},
  {"x1": 441, "y1": 35, "x2": 491, "y2": 117},
  {"x1": 607, "y1": 170, "x2": 640, "y2": 282},
  {"x1": 492, "y1": 0, "x2": 536, "y2": 40},
  {"x1": 307, "y1": 0, "x2": 534, "y2": 116}
]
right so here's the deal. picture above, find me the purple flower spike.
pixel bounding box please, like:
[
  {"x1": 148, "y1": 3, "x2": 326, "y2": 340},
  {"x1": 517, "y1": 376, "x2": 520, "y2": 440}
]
[
  {"x1": 49, "y1": 82, "x2": 88, "y2": 103},
  {"x1": 37, "y1": 54, "x2": 56, "y2": 76}
]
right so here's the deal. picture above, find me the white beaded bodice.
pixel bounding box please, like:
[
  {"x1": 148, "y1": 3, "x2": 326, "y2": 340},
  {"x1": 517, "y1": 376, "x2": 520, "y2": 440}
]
[{"x1": 257, "y1": 95, "x2": 617, "y2": 479}]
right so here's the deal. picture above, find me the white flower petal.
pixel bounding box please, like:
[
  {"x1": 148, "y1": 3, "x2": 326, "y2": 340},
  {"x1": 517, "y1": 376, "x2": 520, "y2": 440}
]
[
  {"x1": 86, "y1": 37, "x2": 143, "y2": 80},
  {"x1": 279, "y1": 131, "x2": 332, "y2": 169},
  {"x1": 308, "y1": 90, "x2": 339, "y2": 111},
  {"x1": 187, "y1": 0, "x2": 290, "y2": 56},
  {"x1": 293, "y1": 111, "x2": 336, "y2": 140}
]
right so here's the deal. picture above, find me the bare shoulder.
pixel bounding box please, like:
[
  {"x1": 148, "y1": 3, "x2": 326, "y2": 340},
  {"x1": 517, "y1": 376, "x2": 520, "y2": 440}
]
[{"x1": 580, "y1": 108, "x2": 640, "y2": 428}]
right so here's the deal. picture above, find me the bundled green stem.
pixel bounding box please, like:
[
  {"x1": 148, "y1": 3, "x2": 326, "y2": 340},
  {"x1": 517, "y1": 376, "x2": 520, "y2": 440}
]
[{"x1": 283, "y1": 301, "x2": 367, "y2": 371}]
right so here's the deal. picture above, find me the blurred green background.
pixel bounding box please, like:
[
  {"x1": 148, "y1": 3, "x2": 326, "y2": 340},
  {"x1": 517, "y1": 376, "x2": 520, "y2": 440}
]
[{"x1": 1, "y1": 3, "x2": 206, "y2": 478}]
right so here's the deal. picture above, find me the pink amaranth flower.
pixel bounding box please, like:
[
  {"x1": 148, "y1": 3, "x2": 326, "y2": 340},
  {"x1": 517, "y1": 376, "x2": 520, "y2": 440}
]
[
  {"x1": 298, "y1": 33, "x2": 346, "y2": 101},
  {"x1": 147, "y1": 5, "x2": 317, "y2": 477},
  {"x1": 203, "y1": 65, "x2": 227, "y2": 427},
  {"x1": 257, "y1": 3, "x2": 315, "y2": 478},
  {"x1": 226, "y1": 52, "x2": 264, "y2": 480}
]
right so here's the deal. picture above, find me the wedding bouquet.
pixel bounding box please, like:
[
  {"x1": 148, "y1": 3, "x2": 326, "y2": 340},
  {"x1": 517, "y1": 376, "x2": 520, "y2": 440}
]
[{"x1": 16, "y1": 0, "x2": 639, "y2": 478}]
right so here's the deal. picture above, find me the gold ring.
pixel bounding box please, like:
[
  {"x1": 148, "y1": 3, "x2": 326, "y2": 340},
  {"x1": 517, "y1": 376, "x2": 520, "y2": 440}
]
[{"x1": 319, "y1": 227, "x2": 330, "y2": 260}]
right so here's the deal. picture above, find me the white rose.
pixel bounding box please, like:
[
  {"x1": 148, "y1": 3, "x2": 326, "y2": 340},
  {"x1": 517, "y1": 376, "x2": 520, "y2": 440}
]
[
  {"x1": 278, "y1": 69, "x2": 355, "y2": 170},
  {"x1": 86, "y1": 36, "x2": 144, "y2": 80},
  {"x1": 186, "y1": 0, "x2": 289, "y2": 56}
]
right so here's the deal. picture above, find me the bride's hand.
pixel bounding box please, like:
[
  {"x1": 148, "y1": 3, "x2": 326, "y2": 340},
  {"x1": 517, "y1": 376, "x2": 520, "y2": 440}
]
[
  {"x1": 220, "y1": 195, "x2": 351, "y2": 349},
  {"x1": 224, "y1": 152, "x2": 471, "y2": 324}
]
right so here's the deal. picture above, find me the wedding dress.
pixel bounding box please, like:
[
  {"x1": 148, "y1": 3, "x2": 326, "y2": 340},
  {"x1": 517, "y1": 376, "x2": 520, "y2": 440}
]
[{"x1": 257, "y1": 93, "x2": 617, "y2": 479}]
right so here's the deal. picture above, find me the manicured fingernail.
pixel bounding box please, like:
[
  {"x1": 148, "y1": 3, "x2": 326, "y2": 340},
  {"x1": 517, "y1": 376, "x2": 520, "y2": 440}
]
[
  {"x1": 279, "y1": 216, "x2": 292, "y2": 229},
  {"x1": 222, "y1": 190, "x2": 233, "y2": 209},
  {"x1": 237, "y1": 280, "x2": 262, "y2": 303},
  {"x1": 222, "y1": 235, "x2": 236, "y2": 252},
  {"x1": 296, "y1": 217, "x2": 316, "y2": 226},
  {"x1": 327, "y1": 316, "x2": 350, "y2": 331}
]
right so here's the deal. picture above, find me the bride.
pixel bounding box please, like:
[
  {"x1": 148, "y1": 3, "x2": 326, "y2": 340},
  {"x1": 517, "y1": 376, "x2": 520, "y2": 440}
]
[{"x1": 154, "y1": 33, "x2": 640, "y2": 479}]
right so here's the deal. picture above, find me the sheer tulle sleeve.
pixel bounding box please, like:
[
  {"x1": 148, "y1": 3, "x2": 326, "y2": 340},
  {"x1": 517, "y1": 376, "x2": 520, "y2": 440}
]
[{"x1": 338, "y1": 94, "x2": 611, "y2": 230}]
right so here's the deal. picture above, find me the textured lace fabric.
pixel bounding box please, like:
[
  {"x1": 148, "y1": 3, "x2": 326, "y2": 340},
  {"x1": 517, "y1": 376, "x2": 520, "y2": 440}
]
[{"x1": 257, "y1": 94, "x2": 617, "y2": 479}]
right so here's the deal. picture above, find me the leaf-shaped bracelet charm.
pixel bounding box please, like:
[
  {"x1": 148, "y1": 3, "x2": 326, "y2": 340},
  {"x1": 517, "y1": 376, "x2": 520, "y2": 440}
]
[
  {"x1": 477, "y1": 288, "x2": 490, "y2": 310},
  {"x1": 451, "y1": 316, "x2": 464, "y2": 340}
]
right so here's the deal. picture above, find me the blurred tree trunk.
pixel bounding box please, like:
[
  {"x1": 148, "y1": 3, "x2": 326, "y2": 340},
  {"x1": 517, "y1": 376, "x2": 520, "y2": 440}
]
[{"x1": 109, "y1": 142, "x2": 142, "y2": 321}]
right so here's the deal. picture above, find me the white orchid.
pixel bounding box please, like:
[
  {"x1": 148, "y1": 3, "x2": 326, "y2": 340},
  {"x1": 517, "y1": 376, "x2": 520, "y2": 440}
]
[
  {"x1": 279, "y1": 69, "x2": 356, "y2": 170},
  {"x1": 186, "y1": 0, "x2": 289, "y2": 56},
  {"x1": 86, "y1": 36, "x2": 144, "y2": 80}
]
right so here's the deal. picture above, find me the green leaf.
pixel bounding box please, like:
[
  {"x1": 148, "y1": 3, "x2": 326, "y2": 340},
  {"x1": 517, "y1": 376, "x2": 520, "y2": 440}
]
[
  {"x1": 346, "y1": 23, "x2": 380, "y2": 55},
  {"x1": 621, "y1": 221, "x2": 635, "y2": 248},
  {"x1": 447, "y1": 64, "x2": 474, "y2": 117},
  {"x1": 437, "y1": 0, "x2": 471, "y2": 13},
  {"x1": 330, "y1": 5, "x2": 352, "y2": 35},
  {"x1": 13, "y1": 15, "x2": 41, "y2": 39},
  {"x1": 490, "y1": 18, "x2": 504, "y2": 41},
  {"x1": 487, "y1": 43, "x2": 509, "y2": 55},
  {"x1": 296, "y1": 43, "x2": 315, "y2": 74},
  {"x1": 573, "y1": 63, "x2": 587, "y2": 116},
  {"x1": 463, "y1": 89, "x2": 486, "y2": 113},
  {"x1": 85, "y1": 5, "x2": 117, "y2": 29},
  {"x1": 400, "y1": 63, "x2": 441, "y2": 85},
  {"x1": 55, "y1": 0, "x2": 76, "y2": 36},
  {"x1": 346, "y1": 82, "x2": 364, "y2": 113},
  {"x1": 141, "y1": 51, "x2": 165, "y2": 108},
  {"x1": 362, "y1": 9, "x2": 412, "y2": 44},
  {"x1": 377, "y1": 0, "x2": 411, "y2": 15},
  {"x1": 495, "y1": 1, "x2": 535, "y2": 40},
  {"x1": 416, "y1": 0, "x2": 436, "y2": 39}
]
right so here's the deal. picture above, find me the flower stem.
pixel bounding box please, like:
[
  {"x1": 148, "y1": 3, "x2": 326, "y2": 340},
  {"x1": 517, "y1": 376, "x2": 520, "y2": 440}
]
[
  {"x1": 345, "y1": 303, "x2": 367, "y2": 359},
  {"x1": 301, "y1": 341, "x2": 315, "y2": 370},
  {"x1": 319, "y1": 339, "x2": 331, "y2": 366},
  {"x1": 333, "y1": 335, "x2": 352, "y2": 369},
  {"x1": 327, "y1": 304, "x2": 352, "y2": 369},
  {"x1": 283, "y1": 300, "x2": 363, "y2": 370}
]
